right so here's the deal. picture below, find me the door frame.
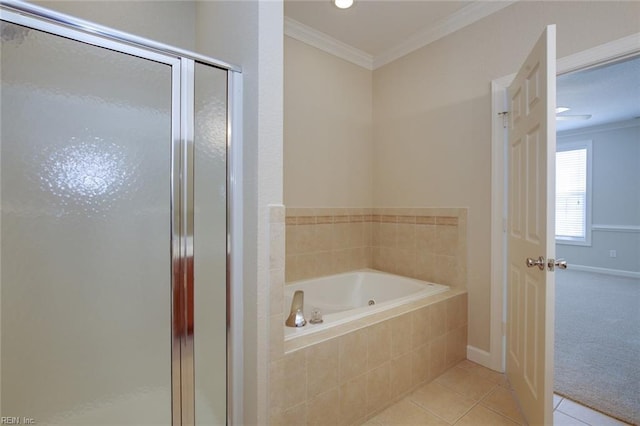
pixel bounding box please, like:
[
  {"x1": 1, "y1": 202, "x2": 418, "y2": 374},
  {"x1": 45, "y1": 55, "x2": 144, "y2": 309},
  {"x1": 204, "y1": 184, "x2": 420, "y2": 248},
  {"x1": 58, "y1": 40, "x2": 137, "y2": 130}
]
[{"x1": 486, "y1": 32, "x2": 640, "y2": 372}]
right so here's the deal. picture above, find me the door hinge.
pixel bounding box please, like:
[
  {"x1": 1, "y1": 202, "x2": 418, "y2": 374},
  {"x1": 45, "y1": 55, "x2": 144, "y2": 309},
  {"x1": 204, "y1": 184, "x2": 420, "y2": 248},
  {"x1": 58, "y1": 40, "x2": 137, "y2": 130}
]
[{"x1": 498, "y1": 111, "x2": 509, "y2": 128}]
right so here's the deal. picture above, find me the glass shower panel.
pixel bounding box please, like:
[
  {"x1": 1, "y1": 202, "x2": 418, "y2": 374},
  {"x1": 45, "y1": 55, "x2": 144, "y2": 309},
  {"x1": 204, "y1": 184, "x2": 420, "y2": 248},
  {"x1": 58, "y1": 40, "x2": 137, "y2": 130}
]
[
  {"x1": 193, "y1": 62, "x2": 228, "y2": 425},
  {"x1": 1, "y1": 21, "x2": 172, "y2": 424}
]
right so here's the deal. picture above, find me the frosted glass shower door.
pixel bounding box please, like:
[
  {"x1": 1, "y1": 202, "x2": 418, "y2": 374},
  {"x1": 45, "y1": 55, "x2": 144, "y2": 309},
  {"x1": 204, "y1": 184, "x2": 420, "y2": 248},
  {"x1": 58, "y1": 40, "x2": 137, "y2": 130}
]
[
  {"x1": 193, "y1": 62, "x2": 229, "y2": 425},
  {"x1": 1, "y1": 21, "x2": 173, "y2": 424}
]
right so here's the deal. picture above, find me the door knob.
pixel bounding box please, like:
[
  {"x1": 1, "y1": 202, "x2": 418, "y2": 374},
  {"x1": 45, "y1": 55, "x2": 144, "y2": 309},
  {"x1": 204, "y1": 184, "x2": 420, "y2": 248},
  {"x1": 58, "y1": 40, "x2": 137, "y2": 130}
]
[
  {"x1": 548, "y1": 258, "x2": 567, "y2": 271},
  {"x1": 526, "y1": 256, "x2": 545, "y2": 270}
]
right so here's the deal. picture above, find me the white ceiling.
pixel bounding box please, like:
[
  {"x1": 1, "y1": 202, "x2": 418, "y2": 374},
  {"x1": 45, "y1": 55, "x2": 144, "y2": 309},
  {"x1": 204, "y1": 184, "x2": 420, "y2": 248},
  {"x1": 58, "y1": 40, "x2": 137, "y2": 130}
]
[
  {"x1": 284, "y1": 0, "x2": 640, "y2": 132},
  {"x1": 556, "y1": 56, "x2": 640, "y2": 132},
  {"x1": 284, "y1": 0, "x2": 515, "y2": 69},
  {"x1": 284, "y1": 0, "x2": 471, "y2": 57}
]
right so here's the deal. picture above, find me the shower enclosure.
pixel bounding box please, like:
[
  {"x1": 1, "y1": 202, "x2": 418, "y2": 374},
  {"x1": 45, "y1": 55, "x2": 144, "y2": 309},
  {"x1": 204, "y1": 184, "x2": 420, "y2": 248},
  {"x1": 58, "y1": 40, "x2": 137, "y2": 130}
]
[{"x1": 0, "y1": 2, "x2": 241, "y2": 424}]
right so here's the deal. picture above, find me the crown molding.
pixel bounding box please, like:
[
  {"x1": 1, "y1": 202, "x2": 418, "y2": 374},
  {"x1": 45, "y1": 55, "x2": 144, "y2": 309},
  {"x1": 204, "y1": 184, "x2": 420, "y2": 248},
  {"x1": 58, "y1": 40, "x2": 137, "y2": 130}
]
[
  {"x1": 373, "y1": 0, "x2": 517, "y2": 69},
  {"x1": 284, "y1": 17, "x2": 374, "y2": 70},
  {"x1": 284, "y1": 1, "x2": 517, "y2": 71}
]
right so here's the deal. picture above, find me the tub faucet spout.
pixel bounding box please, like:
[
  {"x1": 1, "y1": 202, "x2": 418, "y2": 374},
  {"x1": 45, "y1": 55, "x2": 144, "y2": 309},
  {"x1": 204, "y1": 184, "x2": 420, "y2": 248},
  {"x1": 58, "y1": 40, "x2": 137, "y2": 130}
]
[{"x1": 285, "y1": 290, "x2": 307, "y2": 327}]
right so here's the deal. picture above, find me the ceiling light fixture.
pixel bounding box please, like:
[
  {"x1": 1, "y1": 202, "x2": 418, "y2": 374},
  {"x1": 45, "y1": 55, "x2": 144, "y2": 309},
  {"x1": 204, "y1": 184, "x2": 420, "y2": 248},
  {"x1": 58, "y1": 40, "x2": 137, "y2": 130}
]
[
  {"x1": 333, "y1": 0, "x2": 354, "y2": 9},
  {"x1": 555, "y1": 106, "x2": 592, "y2": 121}
]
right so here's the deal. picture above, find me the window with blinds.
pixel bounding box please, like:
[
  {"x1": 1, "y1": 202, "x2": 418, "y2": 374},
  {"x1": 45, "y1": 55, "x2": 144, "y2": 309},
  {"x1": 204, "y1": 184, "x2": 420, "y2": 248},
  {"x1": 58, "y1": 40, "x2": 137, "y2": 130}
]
[{"x1": 556, "y1": 141, "x2": 592, "y2": 245}]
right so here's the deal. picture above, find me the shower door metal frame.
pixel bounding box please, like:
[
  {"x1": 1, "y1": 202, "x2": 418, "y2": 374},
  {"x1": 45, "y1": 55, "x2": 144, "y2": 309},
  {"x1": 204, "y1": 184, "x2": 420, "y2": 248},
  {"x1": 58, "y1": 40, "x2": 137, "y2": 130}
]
[{"x1": 0, "y1": 2, "x2": 243, "y2": 425}]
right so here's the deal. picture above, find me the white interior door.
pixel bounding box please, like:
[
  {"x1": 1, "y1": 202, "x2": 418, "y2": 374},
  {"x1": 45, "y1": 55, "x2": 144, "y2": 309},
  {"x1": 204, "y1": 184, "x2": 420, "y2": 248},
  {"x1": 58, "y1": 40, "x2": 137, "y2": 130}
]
[{"x1": 506, "y1": 25, "x2": 557, "y2": 426}]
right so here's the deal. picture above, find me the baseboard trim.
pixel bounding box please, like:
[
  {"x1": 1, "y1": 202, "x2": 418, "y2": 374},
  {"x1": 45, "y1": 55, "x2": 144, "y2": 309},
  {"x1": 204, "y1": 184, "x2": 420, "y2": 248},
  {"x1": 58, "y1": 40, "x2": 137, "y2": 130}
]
[
  {"x1": 467, "y1": 346, "x2": 502, "y2": 371},
  {"x1": 569, "y1": 264, "x2": 640, "y2": 279}
]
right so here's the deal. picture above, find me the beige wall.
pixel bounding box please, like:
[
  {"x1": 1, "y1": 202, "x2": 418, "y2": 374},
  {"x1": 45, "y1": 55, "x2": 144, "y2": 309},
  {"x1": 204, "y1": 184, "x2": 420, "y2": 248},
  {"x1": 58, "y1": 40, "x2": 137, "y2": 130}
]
[
  {"x1": 284, "y1": 36, "x2": 373, "y2": 207},
  {"x1": 372, "y1": 1, "x2": 640, "y2": 353},
  {"x1": 31, "y1": 0, "x2": 197, "y2": 51},
  {"x1": 285, "y1": 1, "x2": 640, "y2": 355}
]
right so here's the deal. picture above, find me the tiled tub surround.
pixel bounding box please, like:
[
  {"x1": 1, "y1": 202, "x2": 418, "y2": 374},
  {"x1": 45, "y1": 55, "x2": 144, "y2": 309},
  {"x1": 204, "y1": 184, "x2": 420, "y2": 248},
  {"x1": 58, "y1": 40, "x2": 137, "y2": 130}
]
[
  {"x1": 269, "y1": 206, "x2": 469, "y2": 425},
  {"x1": 285, "y1": 207, "x2": 467, "y2": 288},
  {"x1": 270, "y1": 290, "x2": 468, "y2": 426}
]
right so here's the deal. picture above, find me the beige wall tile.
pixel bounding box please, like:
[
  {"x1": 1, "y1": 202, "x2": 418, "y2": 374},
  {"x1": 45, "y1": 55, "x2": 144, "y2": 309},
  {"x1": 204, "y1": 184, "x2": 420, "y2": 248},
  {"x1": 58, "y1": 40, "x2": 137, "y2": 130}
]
[
  {"x1": 282, "y1": 402, "x2": 308, "y2": 426},
  {"x1": 446, "y1": 293, "x2": 468, "y2": 332},
  {"x1": 297, "y1": 253, "x2": 317, "y2": 280},
  {"x1": 316, "y1": 223, "x2": 333, "y2": 251},
  {"x1": 314, "y1": 250, "x2": 334, "y2": 277},
  {"x1": 434, "y1": 254, "x2": 457, "y2": 286},
  {"x1": 339, "y1": 374, "x2": 368, "y2": 426},
  {"x1": 351, "y1": 247, "x2": 371, "y2": 270},
  {"x1": 411, "y1": 306, "x2": 430, "y2": 349},
  {"x1": 396, "y1": 223, "x2": 416, "y2": 249},
  {"x1": 394, "y1": 248, "x2": 416, "y2": 278},
  {"x1": 307, "y1": 388, "x2": 340, "y2": 426},
  {"x1": 283, "y1": 349, "x2": 307, "y2": 409},
  {"x1": 390, "y1": 313, "x2": 413, "y2": 358},
  {"x1": 430, "y1": 336, "x2": 447, "y2": 379},
  {"x1": 284, "y1": 208, "x2": 468, "y2": 284},
  {"x1": 271, "y1": 293, "x2": 464, "y2": 426},
  {"x1": 367, "y1": 363, "x2": 391, "y2": 413},
  {"x1": 285, "y1": 255, "x2": 298, "y2": 282},
  {"x1": 339, "y1": 328, "x2": 368, "y2": 384},
  {"x1": 348, "y1": 222, "x2": 365, "y2": 248},
  {"x1": 429, "y1": 301, "x2": 446, "y2": 339},
  {"x1": 376, "y1": 222, "x2": 397, "y2": 248},
  {"x1": 415, "y1": 224, "x2": 436, "y2": 253},
  {"x1": 332, "y1": 249, "x2": 351, "y2": 274},
  {"x1": 269, "y1": 360, "x2": 286, "y2": 415},
  {"x1": 363, "y1": 222, "x2": 373, "y2": 246},
  {"x1": 415, "y1": 252, "x2": 436, "y2": 282},
  {"x1": 367, "y1": 320, "x2": 392, "y2": 369},
  {"x1": 435, "y1": 224, "x2": 458, "y2": 257},
  {"x1": 296, "y1": 224, "x2": 317, "y2": 254},
  {"x1": 307, "y1": 339, "x2": 339, "y2": 399},
  {"x1": 269, "y1": 410, "x2": 285, "y2": 426},
  {"x1": 372, "y1": 247, "x2": 395, "y2": 273},
  {"x1": 445, "y1": 326, "x2": 467, "y2": 368},
  {"x1": 286, "y1": 224, "x2": 297, "y2": 254},
  {"x1": 333, "y1": 222, "x2": 350, "y2": 249},
  {"x1": 411, "y1": 343, "x2": 431, "y2": 386},
  {"x1": 390, "y1": 352, "x2": 413, "y2": 399}
]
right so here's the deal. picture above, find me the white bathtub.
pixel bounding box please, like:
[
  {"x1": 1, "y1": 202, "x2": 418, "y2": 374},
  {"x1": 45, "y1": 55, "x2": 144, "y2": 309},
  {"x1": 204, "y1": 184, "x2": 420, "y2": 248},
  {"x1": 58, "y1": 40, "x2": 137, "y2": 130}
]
[{"x1": 284, "y1": 269, "x2": 449, "y2": 340}]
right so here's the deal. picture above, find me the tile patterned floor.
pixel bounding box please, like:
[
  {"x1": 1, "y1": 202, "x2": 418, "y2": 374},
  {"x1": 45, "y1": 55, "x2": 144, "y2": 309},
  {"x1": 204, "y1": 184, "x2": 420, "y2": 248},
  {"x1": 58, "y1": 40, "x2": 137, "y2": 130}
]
[{"x1": 363, "y1": 360, "x2": 630, "y2": 425}]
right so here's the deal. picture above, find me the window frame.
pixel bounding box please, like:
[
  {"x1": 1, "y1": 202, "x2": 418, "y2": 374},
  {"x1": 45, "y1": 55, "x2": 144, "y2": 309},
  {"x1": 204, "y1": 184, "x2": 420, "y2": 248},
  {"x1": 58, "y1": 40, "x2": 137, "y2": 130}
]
[{"x1": 555, "y1": 139, "x2": 593, "y2": 246}]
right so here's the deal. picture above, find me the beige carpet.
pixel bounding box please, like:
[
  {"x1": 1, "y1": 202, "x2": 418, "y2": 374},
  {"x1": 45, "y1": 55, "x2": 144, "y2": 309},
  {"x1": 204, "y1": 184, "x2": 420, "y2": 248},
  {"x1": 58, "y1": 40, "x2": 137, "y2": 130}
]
[{"x1": 554, "y1": 269, "x2": 640, "y2": 425}]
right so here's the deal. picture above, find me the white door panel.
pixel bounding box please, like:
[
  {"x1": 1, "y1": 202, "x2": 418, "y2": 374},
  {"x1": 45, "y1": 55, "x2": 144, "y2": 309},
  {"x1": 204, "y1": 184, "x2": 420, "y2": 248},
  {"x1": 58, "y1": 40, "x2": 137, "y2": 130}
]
[{"x1": 506, "y1": 25, "x2": 556, "y2": 426}]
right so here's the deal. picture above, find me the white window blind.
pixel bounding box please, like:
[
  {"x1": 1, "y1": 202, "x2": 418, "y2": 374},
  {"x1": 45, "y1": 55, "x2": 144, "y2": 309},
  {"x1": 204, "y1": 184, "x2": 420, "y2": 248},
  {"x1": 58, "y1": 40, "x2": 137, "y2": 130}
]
[{"x1": 556, "y1": 148, "x2": 587, "y2": 240}]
